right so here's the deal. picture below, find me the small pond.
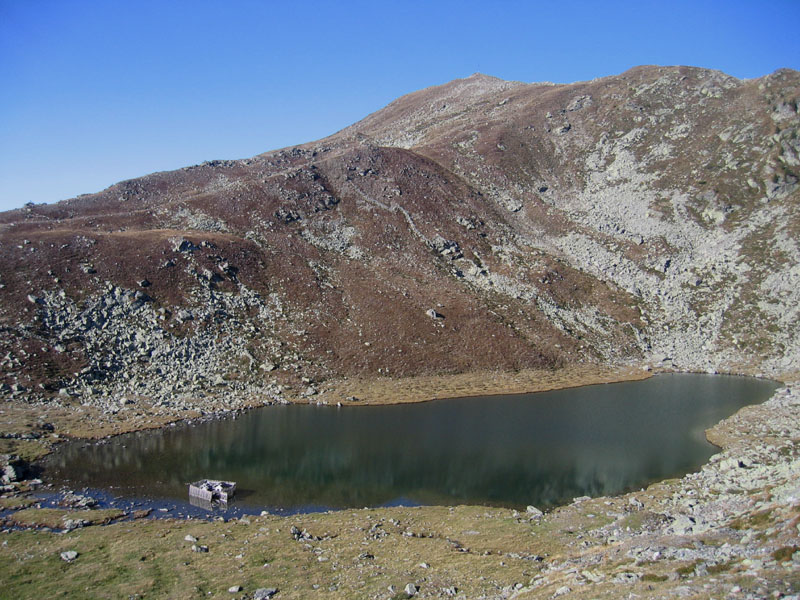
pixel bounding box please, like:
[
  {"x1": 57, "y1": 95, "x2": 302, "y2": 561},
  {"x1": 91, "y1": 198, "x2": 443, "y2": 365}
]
[{"x1": 43, "y1": 374, "x2": 778, "y2": 512}]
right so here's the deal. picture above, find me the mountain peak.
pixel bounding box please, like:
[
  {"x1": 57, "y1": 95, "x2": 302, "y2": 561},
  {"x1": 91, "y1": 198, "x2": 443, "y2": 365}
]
[
  {"x1": 464, "y1": 72, "x2": 504, "y2": 81},
  {"x1": 1, "y1": 65, "x2": 798, "y2": 412}
]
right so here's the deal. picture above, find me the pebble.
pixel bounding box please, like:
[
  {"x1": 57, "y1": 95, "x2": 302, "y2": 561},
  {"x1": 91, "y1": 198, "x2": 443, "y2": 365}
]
[{"x1": 60, "y1": 550, "x2": 78, "y2": 562}]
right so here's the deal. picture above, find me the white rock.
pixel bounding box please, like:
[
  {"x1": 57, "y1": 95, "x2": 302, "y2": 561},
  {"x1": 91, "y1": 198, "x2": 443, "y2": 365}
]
[{"x1": 526, "y1": 505, "x2": 543, "y2": 517}]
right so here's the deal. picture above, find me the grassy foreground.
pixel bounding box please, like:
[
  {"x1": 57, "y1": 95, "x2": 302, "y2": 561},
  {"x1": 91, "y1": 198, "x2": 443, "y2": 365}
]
[{"x1": 2, "y1": 487, "x2": 798, "y2": 599}]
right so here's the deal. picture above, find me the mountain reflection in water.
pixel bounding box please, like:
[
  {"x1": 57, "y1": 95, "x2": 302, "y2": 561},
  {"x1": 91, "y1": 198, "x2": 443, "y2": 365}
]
[{"x1": 44, "y1": 374, "x2": 777, "y2": 511}]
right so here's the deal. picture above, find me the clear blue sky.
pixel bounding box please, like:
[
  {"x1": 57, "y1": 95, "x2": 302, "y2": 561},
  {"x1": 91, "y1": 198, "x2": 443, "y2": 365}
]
[{"x1": 1, "y1": 0, "x2": 798, "y2": 212}]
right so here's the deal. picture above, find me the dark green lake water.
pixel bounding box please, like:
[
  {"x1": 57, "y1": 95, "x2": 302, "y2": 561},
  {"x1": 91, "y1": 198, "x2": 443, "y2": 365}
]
[{"x1": 43, "y1": 374, "x2": 777, "y2": 511}]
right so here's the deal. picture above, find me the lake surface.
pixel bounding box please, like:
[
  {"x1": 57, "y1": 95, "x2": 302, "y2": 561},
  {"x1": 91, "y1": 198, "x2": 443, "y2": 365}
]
[{"x1": 43, "y1": 374, "x2": 777, "y2": 512}]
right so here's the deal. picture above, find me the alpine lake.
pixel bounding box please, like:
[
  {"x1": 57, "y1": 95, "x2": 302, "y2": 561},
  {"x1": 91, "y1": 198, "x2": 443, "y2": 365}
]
[{"x1": 42, "y1": 373, "x2": 778, "y2": 514}]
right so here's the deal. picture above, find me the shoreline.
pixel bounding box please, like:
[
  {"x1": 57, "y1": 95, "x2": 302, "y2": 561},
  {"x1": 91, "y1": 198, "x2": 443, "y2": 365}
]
[
  {"x1": 2, "y1": 363, "x2": 654, "y2": 444},
  {"x1": 2, "y1": 367, "x2": 798, "y2": 598},
  {"x1": 312, "y1": 364, "x2": 654, "y2": 407},
  {"x1": 4, "y1": 362, "x2": 786, "y2": 446},
  {"x1": 5, "y1": 364, "x2": 657, "y2": 514},
  {"x1": 0, "y1": 364, "x2": 780, "y2": 493},
  {"x1": 24, "y1": 369, "x2": 778, "y2": 526},
  {"x1": 4, "y1": 366, "x2": 781, "y2": 517}
]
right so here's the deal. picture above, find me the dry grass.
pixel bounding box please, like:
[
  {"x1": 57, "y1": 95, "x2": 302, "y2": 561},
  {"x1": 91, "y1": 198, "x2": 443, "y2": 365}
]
[
  {"x1": 0, "y1": 437, "x2": 52, "y2": 463},
  {"x1": 0, "y1": 400, "x2": 201, "y2": 440},
  {"x1": 0, "y1": 493, "x2": 763, "y2": 599},
  {"x1": 0, "y1": 496, "x2": 37, "y2": 510},
  {"x1": 0, "y1": 504, "x2": 607, "y2": 599},
  {"x1": 7, "y1": 508, "x2": 125, "y2": 529},
  {"x1": 314, "y1": 364, "x2": 651, "y2": 407}
]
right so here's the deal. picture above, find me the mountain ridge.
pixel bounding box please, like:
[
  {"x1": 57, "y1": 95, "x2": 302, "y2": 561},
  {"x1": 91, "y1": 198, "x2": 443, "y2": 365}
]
[{"x1": 1, "y1": 65, "x2": 798, "y2": 414}]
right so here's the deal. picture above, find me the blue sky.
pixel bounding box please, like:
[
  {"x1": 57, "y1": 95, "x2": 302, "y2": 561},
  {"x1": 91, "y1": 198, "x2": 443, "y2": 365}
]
[{"x1": 1, "y1": 0, "x2": 798, "y2": 212}]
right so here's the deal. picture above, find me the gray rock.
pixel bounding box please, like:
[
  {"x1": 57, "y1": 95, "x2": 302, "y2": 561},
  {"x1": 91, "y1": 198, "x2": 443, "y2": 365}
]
[
  {"x1": 228, "y1": 585, "x2": 242, "y2": 593},
  {"x1": 581, "y1": 570, "x2": 605, "y2": 583},
  {"x1": 426, "y1": 308, "x2": 444, "y2": 320},
  {"x1": 60, "y1": 492, "x2": 98, "y2": 509},
  {"x1": 526, "y1": 505, "x2": 543, "y2": 518},
  {"x1": 567, "y1": 94, "x2": 593, "y2": 111},
  {"x1": 62, "y1": 519, "x2": 88, "y2": 531},
  {"x1": 60, "y1": 550, "x2": 78, "y2": 562},
  {"x1": 184, "y1": 534, "x2": 197, "y2": 542},
  {"x1": 404, "y1": 583, "x2": 418, "y2": 596},
  {"x1": 253, "y1": 589, "x2": 278, "y2": 600},
  {"x1": 170, "y1": 237, "x2": 199, "y2": 253},
  {"x1": 668, "y1": 515, "x2": 697, "y2": 535},
  {"x1": 2, "y1": 464, "x2": 19, "y2": 483},
  {"x1": 613, "y1": 572, "x2": 641, "y2": 584}
]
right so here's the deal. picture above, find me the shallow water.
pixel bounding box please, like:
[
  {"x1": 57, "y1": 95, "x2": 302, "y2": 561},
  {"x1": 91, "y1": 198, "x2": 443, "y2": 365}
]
[{"x1": 43, "y1": 374, "x2": 777, "y2": 512}]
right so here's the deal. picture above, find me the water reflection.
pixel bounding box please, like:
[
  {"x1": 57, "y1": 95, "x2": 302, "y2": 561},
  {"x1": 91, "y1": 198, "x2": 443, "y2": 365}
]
[{"x1": 44, "y1": 374, "x2": 777, "y2": 510}]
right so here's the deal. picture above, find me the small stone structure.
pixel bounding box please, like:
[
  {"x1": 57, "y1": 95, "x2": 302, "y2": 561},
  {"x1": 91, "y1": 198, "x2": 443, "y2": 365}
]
[{"x1": 188, "y1": 479, "x2": 236, "y2": 504}]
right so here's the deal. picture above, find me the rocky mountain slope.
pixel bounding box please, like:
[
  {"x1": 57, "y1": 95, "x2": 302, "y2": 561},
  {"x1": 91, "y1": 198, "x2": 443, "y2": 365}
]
[{"x1": 1, "y1": 65, "x2": 798, "y2": 413}]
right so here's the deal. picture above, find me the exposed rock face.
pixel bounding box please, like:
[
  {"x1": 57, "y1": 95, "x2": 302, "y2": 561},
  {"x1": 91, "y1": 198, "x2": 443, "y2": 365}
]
[{"x1": 0, "y1": 66, "x2": 798, "y2": 410}]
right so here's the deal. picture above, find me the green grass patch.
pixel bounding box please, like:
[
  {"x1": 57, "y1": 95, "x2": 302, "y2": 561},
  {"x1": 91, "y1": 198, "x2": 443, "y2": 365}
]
[
  {"x1": 9, "y1": 508, "x2": 125, "y2": 528},
  {"x1": 0, "y1": 438, "x2": 52, "y2": 463},
  {"x1": 675, "y1": 560, "x2": 700, "y2": 577},
  {"x1": 0, "y1": 495, "x2": 37, "y2": 510},
  {"x1": 729, "y1": 508, "x2": 773, "y2": 530},
  {"x1": 707, "y1": 561, "x2": 735, "y2": 574},
  {"x1": 772, "y1": 545, "x2": 799, "y2": 563}
]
